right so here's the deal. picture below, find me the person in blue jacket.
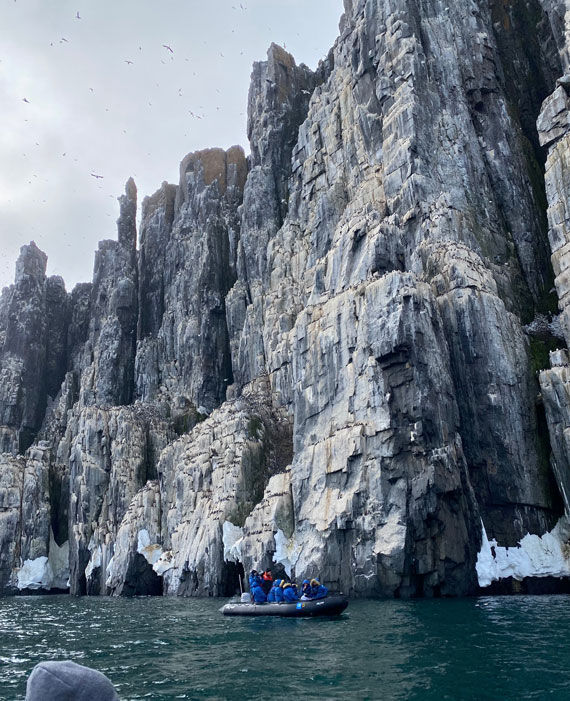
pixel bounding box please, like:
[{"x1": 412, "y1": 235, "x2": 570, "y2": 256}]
[
  {"x1": 249, "y1": 569, "x2": 262, "y2": 591},
  {"x1": 282, "y1": 582, "x2": 299, "y2": 602},
  {"x1": 251, "y1": 580, "x2": 267, "y2": 603},
  {"x1": 300, "y1": 579, "x2": 311, "y2": 599},
  {"x1": 275, "y1": 579, "x2": 285, "y2": 602},
  {"x1": 267, "y1": 579, "x2": 281, "y2": 602},
  {"x1": 308, "y1": 578, "x2": 328, "y2": 599}
]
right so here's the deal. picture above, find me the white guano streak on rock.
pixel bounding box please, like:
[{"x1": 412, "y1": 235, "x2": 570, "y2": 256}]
[{"x1": 476, "y1": 518, "x2": 570, "y2": 587}]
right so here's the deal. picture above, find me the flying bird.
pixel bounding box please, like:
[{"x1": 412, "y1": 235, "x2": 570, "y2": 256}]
[
  {"x1": 90, "y1": 173, "x2": 104, "y2": 179},
  {"x1": 162, "y1": 44, "x2": 174, "y2": 53},
  {"x1": 125, "y1": 60, "x2": 133, "y2": 64},
  {"x1": 75, "y1": 11, "x2": 81, "y2": 19},
  {"x1": 22, "y1": 97, "x2": 30, "y2": 103},
  {"x1": 60, "y1": 37, "x2": 68, "y2": 42}
]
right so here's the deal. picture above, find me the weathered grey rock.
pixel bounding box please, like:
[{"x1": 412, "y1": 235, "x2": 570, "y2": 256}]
[
  {"x1": 79, "y1": 180, "x2": 138, "y2": 408},
  {"x1": 284, "y1": 272, "x2": 482, "y2": 596},
  {"x1": 538, "y1": 0, "x2": 570, "y2": 70},
  {"x1": 524, "y1": 313, "x2": 566, "y2": 341},
  {"x1": 0, "y1": 454, "x2": 26, "y2": 592},
  {"x1": 0, "y1": 244, "x2": 70, "y2": 454},
  {"x1": 537, "y1": 6, "x2": 570, "y2": 530},
  {"x1": 104, "y1": 480, "x2": 163, "y2": 596},
  {"x1": 0, "y1": 445, "x2": 68, "y2": 594},
  {"x1": 155, "y1": 379, "x2": 291, "y2": 596},
  {"x1": 540, "y1": 362, "x2": 570, "y2": 511},
  {"x1": 135, "y1": 146, "x2": 247, "y2": 414},
  {"x1": 62, "y1": 403, "x2": 173, "y2": 595},
  {"x1": 3, "y1": 0, "x2": 570, "y2": 598},
  {"x1": 221, "y1": 0, "x2": 565, "y2": 595},
  {"x1": 423, "y1": 241, "x2": 561, "y2": 543}
]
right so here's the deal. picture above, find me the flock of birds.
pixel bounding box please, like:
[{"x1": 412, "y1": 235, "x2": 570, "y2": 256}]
[
  {"x1": 3, "y1": 1, "x2": 325, "y2": 290},
  {"x1": 17, "y1": 4, "x2": 255, "y2": 182},
  {"x1": 1, "y1": 4, "x2": 250, "y2": 286}
]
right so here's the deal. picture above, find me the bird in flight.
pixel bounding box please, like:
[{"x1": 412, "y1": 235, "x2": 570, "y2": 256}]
[
  {"x1": 162, "y1": 44, "x2": 174, "y2": 53},
  {"x1": 22, "y1": 97, "x2": 30, "y2": 103},
  {"x1": 76, "y1": 11, "x2": 81, "y2": 19},
  {"x1": 90, "y1": 173, "x2": 104, "y2": 179},
  {"x1": 125, "y1": 60, "x2": 133, "y2": 64}
]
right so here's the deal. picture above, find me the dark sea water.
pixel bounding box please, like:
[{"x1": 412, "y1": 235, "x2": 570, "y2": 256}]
[{"x1": 0, "y1": 594, "x2": 569, "y2": 700}]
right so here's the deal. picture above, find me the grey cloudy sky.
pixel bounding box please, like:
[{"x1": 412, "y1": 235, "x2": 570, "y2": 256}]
[{"x1": 0, "y1": 0, "x2": 344, "y2": 291}]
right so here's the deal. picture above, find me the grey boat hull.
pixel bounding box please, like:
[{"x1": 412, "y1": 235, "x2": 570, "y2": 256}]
[{"x1": 221, "y1": 595, "x2": 348, "y2": 617}]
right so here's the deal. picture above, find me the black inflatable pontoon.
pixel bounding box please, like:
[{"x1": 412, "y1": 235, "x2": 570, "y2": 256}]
[{"x1": 221, "y1": 595, "x2": 348, "y2": 617}]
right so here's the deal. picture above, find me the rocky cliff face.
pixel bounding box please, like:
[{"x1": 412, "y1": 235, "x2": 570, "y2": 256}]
[{"x1": 2, "y1": 0, "x2": 570, "y2": 598}]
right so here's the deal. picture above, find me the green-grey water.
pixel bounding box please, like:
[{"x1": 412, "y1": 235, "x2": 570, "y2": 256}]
[{"x1": 0, "y1": 595, "x2": 569, "y2": 700}]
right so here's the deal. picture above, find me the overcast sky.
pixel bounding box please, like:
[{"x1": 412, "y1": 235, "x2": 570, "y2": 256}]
[{"x1": 0, "y1": 0, "x2": 344, "y2": 291}]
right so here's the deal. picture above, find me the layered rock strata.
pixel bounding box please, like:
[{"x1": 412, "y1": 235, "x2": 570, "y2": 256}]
[{"x1": 2, "y1": 0, "x2": 570, "y2": 598}]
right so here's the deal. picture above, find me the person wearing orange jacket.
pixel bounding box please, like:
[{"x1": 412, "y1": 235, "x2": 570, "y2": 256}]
[{"x1": 261, "y1": 568, "x2": 273, "y2": 594}]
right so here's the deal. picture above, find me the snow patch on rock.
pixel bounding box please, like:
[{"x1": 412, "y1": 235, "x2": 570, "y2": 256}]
[
  {"x1": 85, "y1": 544, "x2": 102, "y2": 580},
  {"x1": 17, "y1": 557, "x2": 49, "y2": 590},
  {"x1": 273, "y1": 529, "x2": 300, "y2": 578},
  {"x1": 137, "y1": 528, "x2": 163, "y2": 566},
  {"x1": 153, "y1": 550, "x2": 174, "y2": 576},
  {"x1": 47, "y1": 535, "x2": 70, "y2": 590},
  {"x1": 16, "y1": 532, "x2": 69, "y2": 590},
  {"x1": 105, "y1": 556, "x2": 116, "y2": 587},
  {"x1": 223, "y1": 521, "x2": 244, "y2": 563},
  {"x1": 476, "y1": 518, "x2": 570, "y2": 587}
]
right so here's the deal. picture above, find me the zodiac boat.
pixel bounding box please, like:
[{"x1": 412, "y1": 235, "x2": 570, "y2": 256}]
[{"x1": 221, "y1": 595, "x2": 349, "y2": 617}]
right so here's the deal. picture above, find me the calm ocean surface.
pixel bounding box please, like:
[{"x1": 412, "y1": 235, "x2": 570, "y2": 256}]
[{"x1": 0, "y1": 594, "x2": 568, "y2": 700}]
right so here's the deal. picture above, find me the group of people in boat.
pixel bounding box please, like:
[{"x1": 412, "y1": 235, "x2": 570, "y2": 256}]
[{"x1": 247, "y1": 569, "x2": 328, "y2": 604}]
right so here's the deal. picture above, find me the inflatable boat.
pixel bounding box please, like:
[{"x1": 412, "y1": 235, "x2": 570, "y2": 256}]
[{"x1": 221, "y1": 595, "x2": 348, "y2": 617}]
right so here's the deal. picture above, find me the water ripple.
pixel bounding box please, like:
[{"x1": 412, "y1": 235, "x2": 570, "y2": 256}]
[{"x1": 0, "y1": 595, "x2": 569, "y2": 700}]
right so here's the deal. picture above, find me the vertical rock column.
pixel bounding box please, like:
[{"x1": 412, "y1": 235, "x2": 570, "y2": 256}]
[
  {"x1": 79, "y1": 178, "x2": 138, "y2": 407},
  {"x1": 538, "y1": 76, "x2": 570, "y2": 512},
  {"x1": 226, "y1": 44, "x2": 323, "y2": 391},
  {"x1": 65, "y1": 179, "x2": 142, "y2": 593},
  {"x1": 135, "y1": 146, "x2": 248, "y2": 414},
  {"x1": 0, "y1": 243, "x2": 69, "y2": 454}
]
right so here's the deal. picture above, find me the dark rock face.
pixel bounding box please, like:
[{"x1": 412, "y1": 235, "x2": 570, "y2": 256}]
[
  {"x1": 136, "y1": 146, "x2": 247, "y2": 413},
  {"x1": 0, "y1": 243, "x2": 69, "y2": 454},
  {"x1": 80, "y1": 180, "x2": 138, "y2": 408},
  {"x1": 2, "y1": 0, "x2": 570, "y2": 598}
]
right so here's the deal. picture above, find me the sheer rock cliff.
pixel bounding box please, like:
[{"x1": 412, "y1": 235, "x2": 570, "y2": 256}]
[{"x1": 2, "y1": 0, "x2": 570, "y2": 597}]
